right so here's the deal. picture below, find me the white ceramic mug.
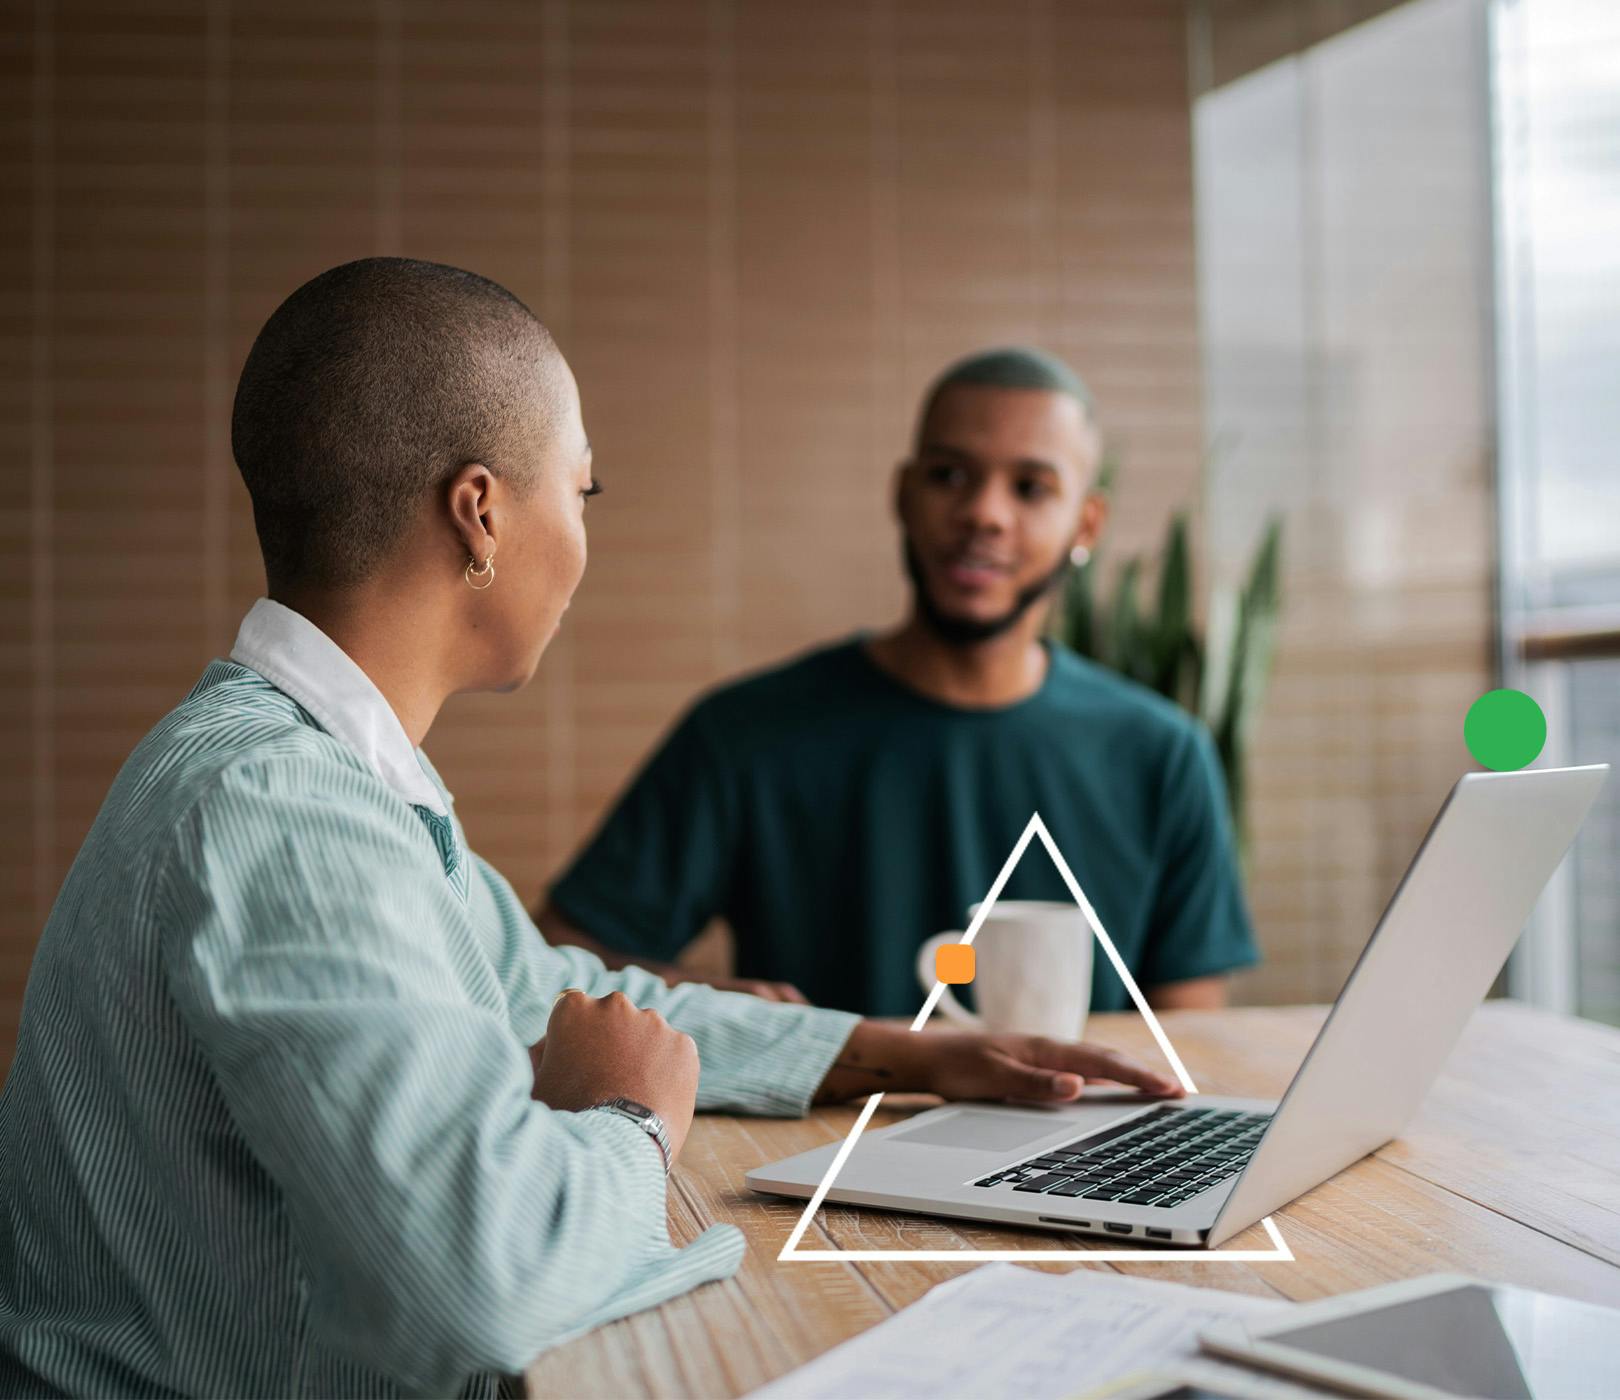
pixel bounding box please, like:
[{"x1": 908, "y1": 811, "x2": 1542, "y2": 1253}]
[{"x1": 915, "y1": 900, "x2": 1093, "y2": 1040}]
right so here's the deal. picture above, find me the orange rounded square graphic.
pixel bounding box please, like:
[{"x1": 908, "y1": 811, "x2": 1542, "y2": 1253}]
[{"x1": 935, "y1": 944, "x2": 976, "y2": 985}]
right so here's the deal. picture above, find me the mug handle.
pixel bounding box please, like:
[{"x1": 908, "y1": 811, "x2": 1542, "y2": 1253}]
[{"x1": 915, "y1": 932, "x2": 983, "y2": 1029}]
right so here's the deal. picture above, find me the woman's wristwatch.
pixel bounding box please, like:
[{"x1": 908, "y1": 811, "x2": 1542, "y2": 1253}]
[{"x1": 587, "y1": 1097, "x2": 672, "y2": 1175}]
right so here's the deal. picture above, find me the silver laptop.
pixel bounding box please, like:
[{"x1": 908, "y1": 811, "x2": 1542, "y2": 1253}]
[{"x1": 747, "y1": 764, "x2": 1608, "y2": 1248}]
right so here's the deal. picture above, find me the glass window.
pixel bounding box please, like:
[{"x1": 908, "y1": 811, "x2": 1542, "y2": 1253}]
[{"x1": 1494, "y1": 0, "x2": 1620, "y2": 1024}]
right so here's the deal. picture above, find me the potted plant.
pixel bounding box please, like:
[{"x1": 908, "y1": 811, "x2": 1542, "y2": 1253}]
[{"x1": 1050, "y1": 459, "x2": 1283, "y2": 858}]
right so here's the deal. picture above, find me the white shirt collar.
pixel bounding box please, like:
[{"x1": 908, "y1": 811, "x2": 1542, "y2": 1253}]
[{"x1": 229, "y1": 598, "x2": 450, "y2": 816}]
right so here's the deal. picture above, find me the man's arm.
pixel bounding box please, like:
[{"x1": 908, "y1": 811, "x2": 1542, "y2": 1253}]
[
  {"x1": 811, "y1": 1020, "x2": 1186, "y2": 1104},
  {"x1": 1138, "y1": 726, "x2": 1261, "y2": 992},
  {"x1": 537, "y1": 898, "x2": 675, "y2": 973},
  {"x1": 537, "y1": 698, "x2": 806, "y2": 1003},
  {"x1": 1146, "y1": 975, "x2": 1229, "y2": 1010},
  {"x1": 537, "y1": 954, "x2": 1184, "y2": 1114},
  {"x1": 489, "y1": 864, "x2": 1184, "y2": 1116},
  {"x1": 538, "y1": 897, "x2": 808, "y2": 1003}
]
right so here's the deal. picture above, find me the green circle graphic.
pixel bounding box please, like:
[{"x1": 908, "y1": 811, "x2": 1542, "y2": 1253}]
[{"x1": 1464, "y1": 689, "x2": 1546, "y2": 771}]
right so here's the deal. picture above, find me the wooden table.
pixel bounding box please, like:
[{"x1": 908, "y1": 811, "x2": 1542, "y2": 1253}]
[{"x1": 527, "y1": 1003, "x2": 1620, "y2": 1398}]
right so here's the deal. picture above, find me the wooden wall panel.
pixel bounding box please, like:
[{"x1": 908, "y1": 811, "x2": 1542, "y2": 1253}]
[
  {"x1": 733, "y1": 1, "x2": 896, "y2": 670},
  {"x1": 0, "y1": 12, "x2": 39, "y2": 1059},
  {"x1": 1, "y1": 0, "x2": 1207, "y2": 1067},
  {"x1": 48, "y1": 5, "x2": 210, "y2": 922}
]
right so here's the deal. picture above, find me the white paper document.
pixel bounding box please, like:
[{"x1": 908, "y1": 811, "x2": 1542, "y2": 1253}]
[{"x1": 749, "y1": 1263, "x2": 1299, "y2": 1400}]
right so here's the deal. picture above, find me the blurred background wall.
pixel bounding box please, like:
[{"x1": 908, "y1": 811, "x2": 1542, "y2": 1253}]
[
  {"x1": 0, "y1": 0, "x2": 1210, "y2": 1064},
  {"x1": 3, "y1": 0, "x2": 1614, "y2": 1069}
]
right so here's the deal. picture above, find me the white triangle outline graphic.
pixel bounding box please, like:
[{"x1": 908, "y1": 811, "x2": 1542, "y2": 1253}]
[{"x1": 777, "y1": 812, "x2": 1294, "y2": 1263}]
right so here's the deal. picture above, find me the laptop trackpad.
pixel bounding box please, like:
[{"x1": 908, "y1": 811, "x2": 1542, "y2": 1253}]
[{"x1": 887, "y1": 1110, "x2": 1060, "y2": 1152}]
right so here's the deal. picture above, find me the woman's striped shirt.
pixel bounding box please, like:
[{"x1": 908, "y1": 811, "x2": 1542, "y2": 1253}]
[{"x1": 0, "y1": 659, "x2": 858, "y2": 1398}]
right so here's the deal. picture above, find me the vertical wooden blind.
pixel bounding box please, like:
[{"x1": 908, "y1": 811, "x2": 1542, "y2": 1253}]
[{"x1": 0, "y1": 0, "x2": 1206, "y2": 1066}]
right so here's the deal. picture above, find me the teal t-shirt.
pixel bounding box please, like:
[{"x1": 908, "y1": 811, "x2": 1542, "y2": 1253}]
[{"x1": 550, "y1": 637, "x2": 1258, "y2": 1017}]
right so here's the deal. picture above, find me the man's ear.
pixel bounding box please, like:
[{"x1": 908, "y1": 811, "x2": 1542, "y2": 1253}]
[
  {"x1": 1073, "y1": 490, "x2": 1108, "y2": 551},
  {"x1": 446, "y1": 462, "x2": 497, "y2": 564}
]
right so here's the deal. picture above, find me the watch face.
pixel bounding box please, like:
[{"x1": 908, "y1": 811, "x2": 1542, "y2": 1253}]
[{"x1": 617, "y1": 1099, "x2": 652, "y2": 1121}]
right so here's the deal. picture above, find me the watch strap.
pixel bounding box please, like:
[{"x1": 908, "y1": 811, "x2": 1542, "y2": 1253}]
[{"x1": 587, "y1": 1097, "x2": 672, "y2": 1175}]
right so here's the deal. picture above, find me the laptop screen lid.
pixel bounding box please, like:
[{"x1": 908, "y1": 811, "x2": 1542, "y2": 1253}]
[{"x1": 1207, "y1": 764, "x2": 1608, "y2": 1248}]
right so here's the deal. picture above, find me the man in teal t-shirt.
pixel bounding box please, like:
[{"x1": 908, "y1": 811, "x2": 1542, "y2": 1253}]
[{"x1": 540, "y1": 348, "x2": 1258, "y2": 1017}]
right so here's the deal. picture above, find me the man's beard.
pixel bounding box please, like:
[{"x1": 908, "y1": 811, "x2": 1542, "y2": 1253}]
[{"x1": 903, "y1": 539, "x2": 1072, "y2": 647}]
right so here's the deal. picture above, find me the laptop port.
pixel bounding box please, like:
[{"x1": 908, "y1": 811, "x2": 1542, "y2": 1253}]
[
  {"x1": 1105, "y1": 1222, "x2": 1132, "y2": 1235},
  {"x1": 1146, "y1": 1228, "x2": 1173, "y2": 1240}
]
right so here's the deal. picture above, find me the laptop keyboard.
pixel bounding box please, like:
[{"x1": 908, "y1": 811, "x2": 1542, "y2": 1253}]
[{"x1": 970, "y1": 1106, "x2": 1271, "y2": 1208}]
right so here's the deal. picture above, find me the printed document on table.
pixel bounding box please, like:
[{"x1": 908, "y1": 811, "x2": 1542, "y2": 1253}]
[{"x1": 748, "y1": 1262, "x2": 1304, "y2": 1400}]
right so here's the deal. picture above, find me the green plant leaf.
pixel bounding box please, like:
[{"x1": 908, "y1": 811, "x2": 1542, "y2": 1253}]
[
  {"x1": 1110, "y1": 557, "x2": 1143, "y2": 680},
  {"x1": 1053, "y1": 551, "x2": 1100, "y2": 658},
  {"x1": 1176, "y1": 631, "x2": 1204, "y2": 715},
  {"x1": 1045, "y1": 446, "x2": 1284, "y2": 871},
  {"x1": 1211, "y1": 517, "x2": 1283, "y2": 855},
  {"x1": 1245, "y1": 516, "x2": 1282, "y2": 615},
  {"x1": 1093, "y1": 448, "x2": 1120, "y2": 499},
  {"x1": 1153, "y1": 513, "x2": 1192, "y2": 700},
  {"x1": 1232, "y1": 518, "x2": 1283, "y2": 748},
  {"x1": 1199, "y1": 588, "x2": 1236, "y2": 727}
]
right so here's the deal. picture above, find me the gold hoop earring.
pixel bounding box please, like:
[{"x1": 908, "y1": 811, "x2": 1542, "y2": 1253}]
[{"x1": 465, "y1": 547, "x2": 496, "y2": 590}]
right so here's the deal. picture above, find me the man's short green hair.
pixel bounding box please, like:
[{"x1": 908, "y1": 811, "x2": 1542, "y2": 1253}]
[{"x1": 916, "y1": 346, "x2": 1095, "y2": 444}]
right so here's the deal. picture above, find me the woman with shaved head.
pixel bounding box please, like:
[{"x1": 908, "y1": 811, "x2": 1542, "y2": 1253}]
[{"x1": 0, "y1": 259, "x2": 1177, "y2": 1399}]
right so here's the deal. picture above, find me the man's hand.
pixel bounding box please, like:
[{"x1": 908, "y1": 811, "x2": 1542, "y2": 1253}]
[
  {"x1": 814, "y1": 1021, "x2": 1183, "y2": 1105},
  {"x1": 531, "y1": 990, "x2": 700, "y2": 1167},
  {"x1": 919, "y1": 1031, "x2": 1184, "y2": 1103}
]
